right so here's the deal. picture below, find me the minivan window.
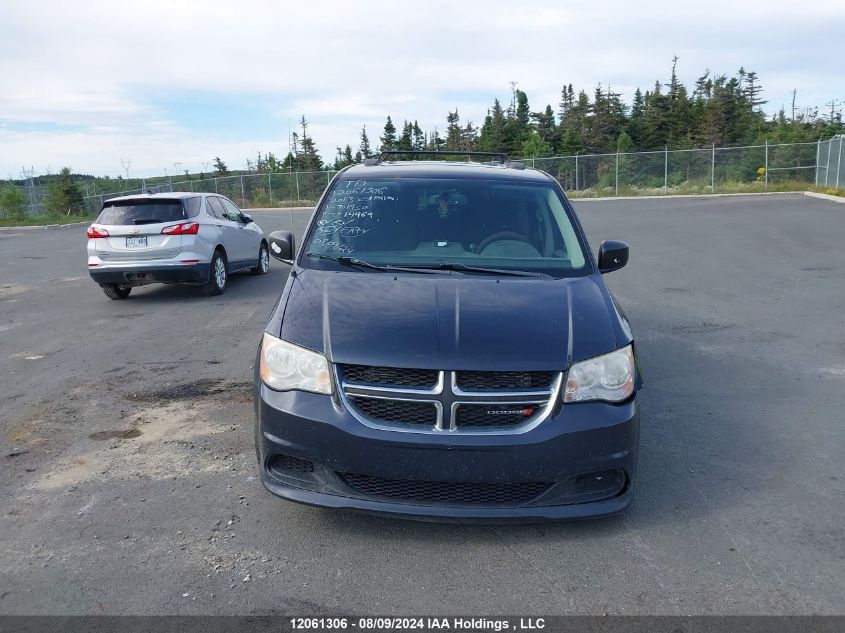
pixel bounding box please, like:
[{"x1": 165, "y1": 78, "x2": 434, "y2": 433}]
[
  {"x1": 97, "y1": 199, "x2": 186, "y2": 225},
  {"x1": 302, "y1": 177, "x2": 588, "y2": 276}
]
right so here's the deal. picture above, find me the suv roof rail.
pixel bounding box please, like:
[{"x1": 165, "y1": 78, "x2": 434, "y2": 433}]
[{"x1": 368, "y1": 150, "x2": 512, "y2": 165}]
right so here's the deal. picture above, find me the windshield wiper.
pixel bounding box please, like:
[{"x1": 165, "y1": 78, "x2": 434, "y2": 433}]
[
  {"x1": 305, "y1": 253, "x2": 445, "y2": 274},
  {"x1": 414, "y1": 262, "x2": 551, "y2": 278},
  {"x1": 305, "y1": 253, "x2": 387, "y2": 271},
  {"x1": 132, "y1": 218, "x2": 163, "y2": 225}
]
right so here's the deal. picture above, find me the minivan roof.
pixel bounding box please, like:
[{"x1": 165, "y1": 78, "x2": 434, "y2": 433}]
[{"x1": 341, "y1": 161, "x2": 555, "y2": 183}]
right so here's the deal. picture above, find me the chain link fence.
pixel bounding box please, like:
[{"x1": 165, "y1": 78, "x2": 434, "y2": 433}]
[
  {"x1": 530, "y1": 140, "x2": 822, "y2": 196},
  {"x1": 2, "y1": 138, "x2": 841, "y2": 218},
  {"x1": 816, "y1": 134, "x2": 845, "y2": 190}
]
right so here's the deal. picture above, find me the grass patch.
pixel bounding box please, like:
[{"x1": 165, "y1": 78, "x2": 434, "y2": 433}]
[
  {"x1": 0, "y1": 214, "x2": 94, "y2": 227},
  {"x1": 568, "y1": 180, "x2": 839, "y2": 199},
  {"x1": 242, "y1": 198, "x2": 317, "y2": 209}
]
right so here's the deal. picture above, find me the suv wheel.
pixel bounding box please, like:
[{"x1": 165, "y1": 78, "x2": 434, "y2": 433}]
[
  {"x1": 251, "y1": 243, "x2": 270, "y2": 275},
  {"x1": 101, "y1": 284, "x2": 132, "y2": 300},
  {"x1": 201, "y1": 251, "x2": 227, "y2": 296}
]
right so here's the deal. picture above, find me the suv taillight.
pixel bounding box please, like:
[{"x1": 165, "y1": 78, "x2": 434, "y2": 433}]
[
  {"x1": 87, "y1": 226, "x2": 109, "y2": 238},
  {"x1": 161, "y1": 222, "x2": 200, "y2": 235}
]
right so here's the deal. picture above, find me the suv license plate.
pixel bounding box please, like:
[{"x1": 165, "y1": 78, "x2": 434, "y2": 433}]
[{"x1": 126, "y1": 236, "x2": 147, "y2": 248}]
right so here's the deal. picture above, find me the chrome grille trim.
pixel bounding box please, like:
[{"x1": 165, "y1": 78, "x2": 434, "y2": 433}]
[{"x1": 338, "y1": 366, "x2": 562, "y2": 435}]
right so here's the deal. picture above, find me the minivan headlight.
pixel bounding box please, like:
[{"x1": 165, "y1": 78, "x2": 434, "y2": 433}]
[
  {"x1": 564, "y1": 345, "x2": 635, "y2": 403},
  {"x1": 260, "y1": 333, "x2": 332, "y2": 394}
]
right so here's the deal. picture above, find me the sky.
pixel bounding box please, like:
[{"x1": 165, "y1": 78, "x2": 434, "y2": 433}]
[{"x1": 1, "y1": 0, "x2": 843, "y2": 179}]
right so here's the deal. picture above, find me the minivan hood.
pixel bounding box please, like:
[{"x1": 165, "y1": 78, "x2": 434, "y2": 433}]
[{"x1": 277, "y1": 269, "x2": 624, "y2": 371}]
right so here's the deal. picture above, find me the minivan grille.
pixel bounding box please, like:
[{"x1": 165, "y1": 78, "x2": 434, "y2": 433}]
[
  {"x1": 454, "y1": 403, "x2": 545, "y2": 428},
  {"x1": 340, "y1": 365, "x2": 561, "y2": 434},
  {"x1": 341, "y1": 364, "x2": 438, "y2": 389},
  {"x1": 347, "y1": 396, "x2": 437, "y2": 426},
  {"x1": 455, "y1": 370, "x2": 555, "y2": 391},
  {"x1": 339, "y1": 473, "x2": 552, "y2": 505}
]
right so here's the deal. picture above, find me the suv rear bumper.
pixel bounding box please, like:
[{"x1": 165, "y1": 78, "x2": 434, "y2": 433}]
[
  {"x1": 89, "y1": 263, "x2": 210, "y2": 285},
  {"x1": 255, "y1": 383, "x2": 639, "y2": 522}
]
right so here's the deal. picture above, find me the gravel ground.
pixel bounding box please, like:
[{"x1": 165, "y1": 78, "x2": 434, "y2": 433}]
[{"x1": 0, "y1": 193, "x2": 843, "y2": 615}]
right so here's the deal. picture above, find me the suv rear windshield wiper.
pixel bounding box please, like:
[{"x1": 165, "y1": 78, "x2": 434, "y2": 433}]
[
  {"x1": 408, "y1": 262, "x2": 551, "y2": 278},
  {"x1": 304, "y1": 253, "x2": 445, "y2": 274}
]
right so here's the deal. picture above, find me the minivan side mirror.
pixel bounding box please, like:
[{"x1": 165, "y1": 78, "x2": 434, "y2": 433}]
[
  {"x1": 597, "y1": 240, "x2": 629, "y2": 274},
  {"x1": 268, "y1": 231, "x2": 295, "y2": 263}
]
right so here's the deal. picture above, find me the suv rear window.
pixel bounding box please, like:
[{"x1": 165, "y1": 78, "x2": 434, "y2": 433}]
[{"x1": 97, "y1": 199, "x2": 186, "y2": 225}]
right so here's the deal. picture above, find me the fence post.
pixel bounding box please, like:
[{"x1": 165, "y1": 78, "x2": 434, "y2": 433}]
[
  {"x1": 214, "y1": 177, "x2": 218, "y2": 193},
  {"x1": 825, "y1": 138, "x2": 832, "y2": 187},
  {"x1": 240, "y1": 175, "x2": 246, "y2": 206},
  {"x1": 268, "y1": 173, "x2": 273, "y2": 203},
  {"x1": 190, "y1": 180, "x2": 194, "y2": 193},
  {"x1": 664, "y1": 146, "x2": 668, "y2": 194},
  {"x1": 615, "y1": 150, "x2": 619, "y2": 196},
  {"x1": 295, "y1": 172, "x2": 300, "y2": 202},
  {"x1": 837, "y1": 135, "x2": 843, "y2": 190},
  {"x1": 764, "y1": 139, "x2": 768, "y2": 188},
  {"x1": 574, "y1": 153, "x2": 579, "y2": 191},
  {"x1": 815, "y1": 139, "x2": 821, "y2": 186},
  {"x1": 711, "y1": 144, "x2": 715, "y2": 190}
]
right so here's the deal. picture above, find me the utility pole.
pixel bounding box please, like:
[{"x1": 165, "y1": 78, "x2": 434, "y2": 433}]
[
  {"x1": 825, "y1": 99, "x2": 843, "y2": 124},
  {"x1": 120, "y1": 157, "x2": 132, "y2": 180},
  {"x1": 21, "y1": 166, "x2": 36, "y2": 212},
  {"x1": 173, "y1": 162, "x2": 182, "y2": 178},
  {"x1": 791, "y1": 90, "x2": 797, "y2": 122}
]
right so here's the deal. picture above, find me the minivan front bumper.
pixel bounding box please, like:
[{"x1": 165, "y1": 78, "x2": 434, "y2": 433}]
[{"x1": 255, "y1": 383, "x2": 639, "y2": 522}]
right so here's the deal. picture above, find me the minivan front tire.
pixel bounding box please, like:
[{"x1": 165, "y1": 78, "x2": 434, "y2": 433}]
[
  {"x1": 101, "y1": 284, "x2": 132, "y2": 300},
  {"x1": 201, "y1": 251, "x2": 227, "y2": 296}
]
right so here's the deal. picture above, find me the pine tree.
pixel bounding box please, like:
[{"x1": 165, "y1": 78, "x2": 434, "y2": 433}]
[
  {"x1": 397, "y1": 120, "x2": 414, "y2": 151},
  {"x1": 532, "y1": 105, "x2": 557, "y2": 148},
  {"x1": 213, "y1": 157, "x2": 229, "y2": 176},
  {"x1": 297, "y1": 116, "x2": 323, "y2": 170},
  {"x1": 503, "y1": 89, "x2": 531, "y2": 156},
  {"x1": 359, "y1": 126, "x2": 373, "y2": 158},
  {"x1": 380, "y1": 116, "x2": 397, "y2": 152},
  {"x1": 45, "y1": 167, "x2": 85, "y2": 215},
  {"x1": 412, "y1": 121, "x2": 426, "y2": 150},
  {"x1": 445, "y1": 110, "x2": 463, "y2": 150},
  {"x1": 479, "y1": 99, "x2": 507, "y2": 153}
]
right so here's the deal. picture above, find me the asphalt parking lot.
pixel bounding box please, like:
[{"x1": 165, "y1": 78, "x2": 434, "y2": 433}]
[{"x1": 0, "y1": 193, "x2": 843, "y2": 615}]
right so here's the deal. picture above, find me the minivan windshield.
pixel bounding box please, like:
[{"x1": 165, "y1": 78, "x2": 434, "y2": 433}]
[
  {"x1": 97, "y1": 199, "x2": 186, "y2": 225},
  {"x1": 301, "y1": 177, "x2": 588, "y2": 277}
]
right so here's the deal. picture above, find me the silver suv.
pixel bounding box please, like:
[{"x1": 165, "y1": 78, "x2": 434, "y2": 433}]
[{"x1": 86, "y1": 192, "x2": 269, "y2": 299}]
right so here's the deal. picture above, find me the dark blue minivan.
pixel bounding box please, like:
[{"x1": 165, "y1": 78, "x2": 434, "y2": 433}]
[{"x1": 254, "y1": 153, "x2": 641, "y2": 521}]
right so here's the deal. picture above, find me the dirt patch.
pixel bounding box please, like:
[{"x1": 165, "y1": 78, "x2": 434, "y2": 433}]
[
  {"x1": 88, "y1": 428, "x2": 142, "y2": 441},
  {"x1": 9, "y1": 352, "x2": 46, "y2": 360},
  {"x1": 671, "y1": 321, "x2": 734, "y2": 334},
  {"x1": 29, "y1": 400, "x2": 236, "y2": 491},
  {"x1": 0, "y1": 284, "x2": 27, "y2": 299},
  {"x1": 129, "y1": 379, "x2": 252, "y2": 403}
]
